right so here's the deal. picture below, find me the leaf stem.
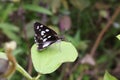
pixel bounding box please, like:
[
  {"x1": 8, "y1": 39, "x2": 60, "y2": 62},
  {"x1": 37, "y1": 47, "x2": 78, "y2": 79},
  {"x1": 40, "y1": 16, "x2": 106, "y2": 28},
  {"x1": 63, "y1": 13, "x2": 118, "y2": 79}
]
[
  {"x1": 16, "y1": 63, "x2": 32, "y2": 80},
  {"x1": 35, "y1": 73, "x2": 41, "y2": 80}
]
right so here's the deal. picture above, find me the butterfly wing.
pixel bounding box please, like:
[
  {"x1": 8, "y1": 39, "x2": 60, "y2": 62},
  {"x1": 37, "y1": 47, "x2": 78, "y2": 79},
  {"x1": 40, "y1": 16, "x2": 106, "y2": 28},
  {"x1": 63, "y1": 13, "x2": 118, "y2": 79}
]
[{"x1": 34, "y1": 22, "x2": 60, "y2": 50}]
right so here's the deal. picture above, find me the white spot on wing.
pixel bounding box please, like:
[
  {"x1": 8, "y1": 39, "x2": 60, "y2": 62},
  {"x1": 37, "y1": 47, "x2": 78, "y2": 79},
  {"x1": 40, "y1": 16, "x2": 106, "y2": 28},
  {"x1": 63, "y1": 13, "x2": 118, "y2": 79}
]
[
  {"x1": 48, "y1": 36, "x2": 51, "y2": 38},
  {"x1": 46, "y1": 29, "x2": 49, "y2": 32},
  {"x1": 35, "y1": 39, "x2": 36, "y2": 42},
  {"x1": 41, "y1": 31, "x2": 45, "y2": 35},
  {"x1": 43, "y1": 42, "x2": 51, "y2": 48},
  {"x1": 40, "y1": 25, "x2": 43, "y2": 27},
  {"x1": 37, "y1": 26, "x2": 39, "y2": 29},
  {"x1": 43, "y1": 38, "x2": 47, "y2": 42}
]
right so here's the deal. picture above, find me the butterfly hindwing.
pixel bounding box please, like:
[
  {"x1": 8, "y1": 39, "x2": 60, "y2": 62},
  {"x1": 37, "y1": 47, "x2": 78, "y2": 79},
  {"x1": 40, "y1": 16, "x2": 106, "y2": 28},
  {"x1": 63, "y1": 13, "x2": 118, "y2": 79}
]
[{"x1": 34, "y1": 22, "x2": 61, "y2": 50}]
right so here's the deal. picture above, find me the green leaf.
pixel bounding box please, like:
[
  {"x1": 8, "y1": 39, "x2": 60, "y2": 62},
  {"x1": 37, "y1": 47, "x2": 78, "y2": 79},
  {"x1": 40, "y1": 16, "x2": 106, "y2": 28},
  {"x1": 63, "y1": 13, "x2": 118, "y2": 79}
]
[
  {"x1": 104, "y1": 71, "x2": 118, "y2": 80},
  {"x1": 116, "y1": 34, "x2": 120, "y2": 40},
  {"x1": 0, "y1": 23, "x2": 20, "y2": 43},
  {"x1": 31, "y1": 41, "x2": 78, "y2": 74},
  {"x1": 23, "y1": 4, "x2": 52, "y2": 15},
  {"x1": 74, "y1": 30, "x2": 80, "y2": 41},
  {"x1": 0, "y1": 23, "x2": 19, "y2": 32},
  {"x1": 65, "y1": 35, "x2": 78, "y2": 47},
  {"x1": 1, "y1": 3, "x2": 14, "y2": 22},
  {"x1": 3, "y1": 30, "x2": 20, "y2": 43}
]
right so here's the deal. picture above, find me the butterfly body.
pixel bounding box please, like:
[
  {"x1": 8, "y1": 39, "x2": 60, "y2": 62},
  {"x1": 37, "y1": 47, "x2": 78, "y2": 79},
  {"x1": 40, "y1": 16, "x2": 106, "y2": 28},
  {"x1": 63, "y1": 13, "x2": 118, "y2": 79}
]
[{"x1": 34, "y1": 22, "x2": 62, "y2": 51}]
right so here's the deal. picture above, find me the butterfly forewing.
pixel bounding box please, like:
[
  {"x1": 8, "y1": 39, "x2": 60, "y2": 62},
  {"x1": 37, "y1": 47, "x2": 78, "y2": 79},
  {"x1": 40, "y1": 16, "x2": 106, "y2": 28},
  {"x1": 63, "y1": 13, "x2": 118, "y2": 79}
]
[{"x1": 34, "y1": 22, "x2": 61, "y2": 50}]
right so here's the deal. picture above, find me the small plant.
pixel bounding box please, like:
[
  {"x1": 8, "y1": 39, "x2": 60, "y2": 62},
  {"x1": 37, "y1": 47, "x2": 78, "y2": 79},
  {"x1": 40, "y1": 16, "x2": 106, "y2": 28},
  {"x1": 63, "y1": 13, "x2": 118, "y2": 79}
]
[
  {"x1": 0, "y1": 41, "x2": 78, "y2": 80},
  {"x1": 104, "y1": 71, "x2": 118, "y2": 80}
]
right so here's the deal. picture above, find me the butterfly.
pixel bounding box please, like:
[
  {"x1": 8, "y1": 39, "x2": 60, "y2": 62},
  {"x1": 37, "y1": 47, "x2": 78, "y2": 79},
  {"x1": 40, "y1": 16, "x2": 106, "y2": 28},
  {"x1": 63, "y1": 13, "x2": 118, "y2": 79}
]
[{"x1": 34, "y1": 22, "x2": 62, "y2": 51}]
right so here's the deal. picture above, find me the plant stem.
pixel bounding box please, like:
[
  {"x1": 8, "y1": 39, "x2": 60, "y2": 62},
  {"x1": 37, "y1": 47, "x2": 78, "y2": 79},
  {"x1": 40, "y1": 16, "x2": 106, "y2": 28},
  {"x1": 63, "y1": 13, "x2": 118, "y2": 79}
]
[
  {"x1": 35, "y1": 73, "x2": 41, "y2": 80},
  {"x1": 16, "y1": 63, "x2": 32, "y2": 80}
]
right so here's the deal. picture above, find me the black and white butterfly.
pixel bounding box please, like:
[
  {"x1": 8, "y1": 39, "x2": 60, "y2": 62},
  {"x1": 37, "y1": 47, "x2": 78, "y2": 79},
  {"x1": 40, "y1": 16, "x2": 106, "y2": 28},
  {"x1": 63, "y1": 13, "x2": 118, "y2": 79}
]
[{"x1": 34, "y1": 22, "x2": 62, "y2": 51}]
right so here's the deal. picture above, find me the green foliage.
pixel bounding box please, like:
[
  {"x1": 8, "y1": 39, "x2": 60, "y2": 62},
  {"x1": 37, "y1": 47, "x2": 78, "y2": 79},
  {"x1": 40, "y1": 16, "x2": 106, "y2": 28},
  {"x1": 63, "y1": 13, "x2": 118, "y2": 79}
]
[
  {"x1": 116, "y1": 34, "x2": 120, "y2": 40},
  {"x1": 23, "y1": 4, "x2": 52, "y2": 15},
  {"x1": 70, "y1": 0, "x2": 90, "y2": 11},
  {"x1": 0, "y1": 3, "x2": 15, "y2": 22},
  {"x1": 104, "y1": 71, "x2": 118, "y2": 80},
  {"x1": 31, "y1": 41, "x2": 78, "y2": 74},
  {"x1": 0, "y1": 0, "x2": 120, "y2": 80},
  {"x1": 65, "y1": 30, "x2": 88, "y2": 51},
  {"x1": 0, "y1": 23, "x2": 20, "y2": 43}
]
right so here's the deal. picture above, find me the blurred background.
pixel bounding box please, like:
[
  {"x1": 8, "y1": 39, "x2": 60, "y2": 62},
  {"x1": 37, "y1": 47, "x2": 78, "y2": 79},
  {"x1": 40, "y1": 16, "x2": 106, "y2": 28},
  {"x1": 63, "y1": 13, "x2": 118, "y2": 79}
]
[{"x1": 0, "y1": 0, "x2": 120, "y2": 80}]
